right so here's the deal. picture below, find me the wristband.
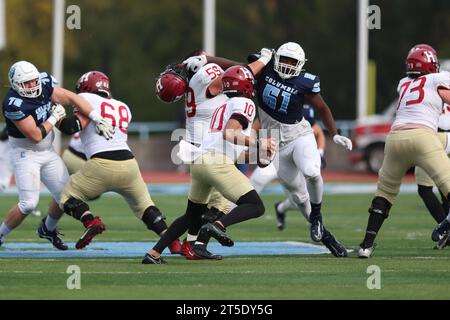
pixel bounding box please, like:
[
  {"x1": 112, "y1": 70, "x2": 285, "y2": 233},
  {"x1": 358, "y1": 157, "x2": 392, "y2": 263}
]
[
  {"x1": 38, "y1": 124, "x2": 48, "y2": 139},
  {"x1": 88, "y1": 110, "x2": 102, "y2": 123},
  {"x1": 47, "y1": 115, "x2": 58, "y2": 126}
]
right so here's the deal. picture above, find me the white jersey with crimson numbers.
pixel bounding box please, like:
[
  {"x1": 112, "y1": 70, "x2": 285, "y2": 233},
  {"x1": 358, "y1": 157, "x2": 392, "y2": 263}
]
[
  {"x1": 77, "y1": 92, "x2": 131, "y2": 159},
  {"x1": 393, "y1": 71, "x2": 450, "y2": 131},
  {"x1": 185, "y1": 63, "x2": 228, "y2": 145},
  {"x1": 200, "y1": 96, "x2": 256, "y2": 162}
]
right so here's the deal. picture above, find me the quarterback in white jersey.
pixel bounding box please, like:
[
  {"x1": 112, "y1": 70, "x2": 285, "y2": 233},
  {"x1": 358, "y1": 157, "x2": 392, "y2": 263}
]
[
  {"x1": 358, "y1": 46, "x2": 450, "y2": 258},
  {"x1": 59, "y1": 71, "x2": 181, "y2": 253}
]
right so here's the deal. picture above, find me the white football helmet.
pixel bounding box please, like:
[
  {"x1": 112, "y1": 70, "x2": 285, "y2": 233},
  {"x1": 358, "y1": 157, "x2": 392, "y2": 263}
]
[
  {"x1": 274, "y1": 42, "x2": 307, "y2": 79},
  {"x1": 8, "y1": 61, "x2": 42, "y2": 98}
]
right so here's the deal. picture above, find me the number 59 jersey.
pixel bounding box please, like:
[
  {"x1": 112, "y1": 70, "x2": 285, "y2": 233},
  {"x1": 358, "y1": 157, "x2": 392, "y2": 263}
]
[
  {"x1": 185, "y1": 63, "x2": 229, "y2": 145},
  {"x1": 393, "y1": 71, "x2": 450, "y2": 131},
  {"x1": 77, "y1": 92, "x2": 132, "y2": 159},
  {"x1": 200, "y1": 96, "x2": 256, "y2": 162}
]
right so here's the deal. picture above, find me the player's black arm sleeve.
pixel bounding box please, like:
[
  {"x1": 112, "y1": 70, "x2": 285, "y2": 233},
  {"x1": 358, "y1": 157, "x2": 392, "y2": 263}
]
[{"x1": 57, "y1": 115, "x2": 83, "y2": 135}]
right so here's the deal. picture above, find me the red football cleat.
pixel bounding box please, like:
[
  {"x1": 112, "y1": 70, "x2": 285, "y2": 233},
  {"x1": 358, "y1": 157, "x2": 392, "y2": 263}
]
[
  {"x1": 76, "y1": 216, "x2": 106, "y2": 249},
  {"x1": 168, "y1": 239, "x2": 182, "y2": 255},
  {"x1": 180, "y1": 239, "x2": 203, "y2": 260}
]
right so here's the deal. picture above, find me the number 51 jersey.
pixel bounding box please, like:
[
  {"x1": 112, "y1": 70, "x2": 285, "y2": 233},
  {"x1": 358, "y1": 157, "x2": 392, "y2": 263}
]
[
  {"x1": 393, "y1": 71, "x2": 450, "y2": 131},
  {"x1": 77, "y1": 92, "x2": 132, "y2": 159}
]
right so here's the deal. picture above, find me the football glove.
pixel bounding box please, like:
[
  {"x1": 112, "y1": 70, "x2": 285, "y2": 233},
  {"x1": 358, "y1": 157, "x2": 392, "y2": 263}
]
[
  {"x1": 47, "y1": 104, "x2": 66, "y2": 126},
  {"x1": 333, "y1": 134, "x2": 353, "y2": 151},
  {"x1": 183, "y1": 54, "x2": 207, "y2": 73},
  {"x1": 257, "y1": 137, "x2": 277, "y2": 167},
  {"x1": 258, "y1": 48, "x2": 274, "y2": 65},
  {"x1": 95, "y1": 118, "x2": 115, "y2": 140}
]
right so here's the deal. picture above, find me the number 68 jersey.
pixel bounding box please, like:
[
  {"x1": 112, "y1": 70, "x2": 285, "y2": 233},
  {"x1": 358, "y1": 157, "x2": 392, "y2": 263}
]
[
  {"x1": 393, "y1": 71, "x2": 450, "y2": 131},
  {"x1": 185, "y1": 63, "x2": 229, "y2": 145},
  {"x1": 77, "y1": 92, "x2": 132, "y2": 159}
]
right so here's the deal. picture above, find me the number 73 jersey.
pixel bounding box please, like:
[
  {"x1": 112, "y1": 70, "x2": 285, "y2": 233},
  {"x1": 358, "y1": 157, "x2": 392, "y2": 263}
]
[
  {"x1": 77, "y1": 92, "x2": 132, "y2": 159},
  {"x1": 393, "y1": 71, "x2": 450, "y2": 131}
]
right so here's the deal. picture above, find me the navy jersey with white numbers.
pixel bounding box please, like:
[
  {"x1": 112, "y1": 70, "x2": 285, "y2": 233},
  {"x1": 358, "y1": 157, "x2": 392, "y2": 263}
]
[
  {"x1": 2, "y1": 72, "x2": 57, "y2": 138},
  {"x1": 255, "y1": 60, "x2": 320, "y2": 124}
]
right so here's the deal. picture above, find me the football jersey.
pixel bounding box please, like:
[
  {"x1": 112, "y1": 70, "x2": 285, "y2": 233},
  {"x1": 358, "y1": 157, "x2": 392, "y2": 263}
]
[
  {"x1": 77, "y1": 92, "x2": 131, "y2": 159},
  {"x1": 68, "y1": 132, "x2": 85, "y2": 154},
  {"x1": 2, "y1": 72, "x2": 57, "y2": 150},
  {"x1": 393, "y1": 71, "x2": 450, "y2": 131},
  {"x1": 256, "y1": 60, "x2": 317, "y2": 144},
  {"x1": 200, "y1": 96, "x2": 256, "y2": 162},
  {"x1": 185, "y1": 63, "x2": 229, "y2": 145}
]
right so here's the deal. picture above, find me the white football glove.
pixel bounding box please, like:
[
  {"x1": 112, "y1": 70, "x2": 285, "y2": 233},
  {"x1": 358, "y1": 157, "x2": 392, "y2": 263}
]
[
  {"x1": 257, "y1": 137, "x2": 277, "y2": 166},
  {"x1": 183, "y1": 54, "x2": 207, "y2": 73},
  {"x1": 333, "y1": 134, "x2": 353, "y2": 151},
  {"x1": 95, "y1": 118, "x2": 115, "y2": 140},
  {"x1": 258, "y1": 48, "x2": 273, "y2": 65},
  {"x1": 47, "y1": 104, "x2": 66, "y2": 126}
]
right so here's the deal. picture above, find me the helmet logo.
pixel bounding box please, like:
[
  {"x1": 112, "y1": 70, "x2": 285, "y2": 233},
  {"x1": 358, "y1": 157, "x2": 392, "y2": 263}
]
[
  {"x1": 9, "y1": 67, "x2": 15, "y2": 80},
  {"x1": 423, "y1": 51, "x2": 436, "y2": 63}
]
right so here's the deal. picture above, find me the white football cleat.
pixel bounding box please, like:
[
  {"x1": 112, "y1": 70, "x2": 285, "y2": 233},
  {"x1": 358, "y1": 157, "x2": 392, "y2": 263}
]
[{"x1": 358, "y1": 246, "x2": 375, "y2": 258}]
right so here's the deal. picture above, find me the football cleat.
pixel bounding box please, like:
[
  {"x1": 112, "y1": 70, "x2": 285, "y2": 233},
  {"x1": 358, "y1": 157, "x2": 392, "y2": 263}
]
[
  {"x1": 310, "y1": 216, "x2": 324, "y2": 242},
  {"x1": 322, "y1": 230, "x2": 347, "y2": 257},
  {"x1": 168, "y1": 239, "x2": 182, "y2": 255},
  {"x1": 192, "y1": 243, "x2": 223, "y2": 260},
  {"x1": 274, "y1": 202, "x2": 286, "y2": 231},
  {"x1": 201, "y1": 207, "x2": 226, "y2": 224},
  {"x1": 433, "y1": 231, "x2": 450, "y2": 250},
  {"x1": 358, "y1": 244, "x2": 376, "y2": 258},
  {"x1": 37, "y1": 218, "x2": 68, "y2": 251},
  {"x1": 142, "y1": 253, "x2": 166, "y2": 264},
  {"x1": 180, "y1": 240, "x2": 202, "y2": 260},
  {"x1": 76, "y1": 216, "x2": 106, "y2": 249},
  {"x1": 432, "y1": 219, "x2": 450, "y2": 242},
  {"x1": 198, "y1": 222, "x2": 234, "y2": 247}
]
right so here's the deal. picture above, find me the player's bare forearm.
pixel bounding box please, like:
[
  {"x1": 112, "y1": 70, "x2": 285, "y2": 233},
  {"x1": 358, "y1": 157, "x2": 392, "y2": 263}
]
[
  {"x1": 14, "y1": 116, "x2": 53, "y2": 143},
  {"x1": 206, "y1": 56, "x2": 244, "y2": 70},
  {"x1": 306, "y1": 93, "x2": 338, "y2": 136},
  {"x1": 52, "y1": 87, "x2": 94, "y2": 116},
  {"x1": 223, "y1": 119, "x2": 256, "y2": 147}
]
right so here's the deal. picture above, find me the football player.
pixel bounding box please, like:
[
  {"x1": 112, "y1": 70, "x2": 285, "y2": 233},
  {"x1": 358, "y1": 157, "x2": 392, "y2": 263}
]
[
  {"x1": 156, "y1": 54, "x2": 232, "y2": 259},
  {"x1": 184, "y1": 42, "x2": 350, "y2": 257},
  {"x1": 250, "y1": 104, "x2": 327, "y2": 231},
  {"x1": 358, "y1": 46, "x2": 450, "y2": 257},
  {"x1": 57, "y1": 71, "x2": 181, "y2": 252},
  {"x1": 143, "y1": 65, "x2": 275, "y2": 264},
  {"x1": 0, "y1": 61, "x2": 112, "y2": 249}
]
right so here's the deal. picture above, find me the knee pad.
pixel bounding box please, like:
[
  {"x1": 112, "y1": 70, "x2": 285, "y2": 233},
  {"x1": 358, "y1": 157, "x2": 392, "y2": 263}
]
[
  {"x1": 368, "y1": 196, "x2": 392, "y2": 219},
  {"x1": 63, "y1": 197, "x2": 90, "y2": 220},
  {"x1": 237, "y1": 190, "x2": 265, "y2": 217},
  {"x1": 18, "y1": 199, "x2": 39, "y2": 215},
  {"x1": 289, "y1": 191, "x2": 309, "y2": 206},
  {"x1": 142, "y1": 206, "x2": 167, "y2": 234}
]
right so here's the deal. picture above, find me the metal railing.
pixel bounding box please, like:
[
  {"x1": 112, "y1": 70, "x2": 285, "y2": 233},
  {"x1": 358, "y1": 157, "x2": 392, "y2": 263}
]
[{"x1": 0, "y1": 120, "x2": 356, "y2": 141}]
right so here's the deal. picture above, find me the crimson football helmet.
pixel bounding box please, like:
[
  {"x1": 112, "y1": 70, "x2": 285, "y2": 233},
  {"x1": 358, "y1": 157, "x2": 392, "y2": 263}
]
[
  {"x1": 406, "y1": 48, "x2": 440, "y2": 76},
  {"x1": 155, "y1": 64, "x2": 188, "y2": 103},
  {"x1": 221, "y1": 66, "x2": 255, "y2": 98},
  {"x1": 408, "y1": 44, "x2": 437, "y2": 56},
  {"x1": 76, "y1": 71, "x2": 111, "y2": 98}
]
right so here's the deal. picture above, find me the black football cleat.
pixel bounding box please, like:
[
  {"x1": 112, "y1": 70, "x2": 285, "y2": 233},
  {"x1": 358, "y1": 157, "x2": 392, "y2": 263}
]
[
  {"x1": 322, "y1": 229, "x2": 347, "y2": 257},
  {"x1": 201, "y1": 207, "x2": 226, "y2": 224},
  {"x1": 432, "y1": 219, "x2": 450, "y2": 243},
  {"x1": 192, "y1": 243, "x2": 223, "y2": 260},
  {"x1": 199, "y1": 223, "x2": 234, "y2": 247},
  {"x1": 142, "y1": 253, "x2": 166, "y2": 264},
  {"x1": 37, "y1": 218, "x2": 68, "y2": 251},
  {"x1": 274, "y1": 202, "x2": 286, "y2": 231},
  {"x1": 310, "y1": 216, "x2": 324, "y2": 242}
]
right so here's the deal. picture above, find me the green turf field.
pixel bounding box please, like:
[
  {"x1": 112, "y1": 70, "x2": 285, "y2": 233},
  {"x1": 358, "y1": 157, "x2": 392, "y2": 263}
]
[{"x1": 1, "y1": 193, "x2": 450, "y2": 300}]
